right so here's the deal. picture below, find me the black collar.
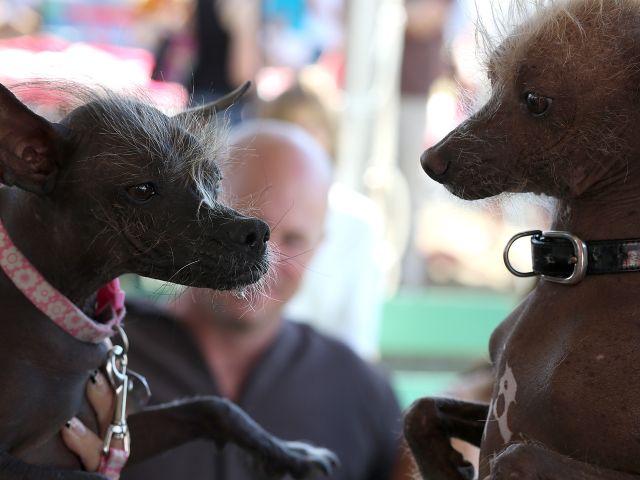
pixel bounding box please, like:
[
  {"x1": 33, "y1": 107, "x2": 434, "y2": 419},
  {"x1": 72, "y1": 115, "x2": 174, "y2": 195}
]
[{"x1": 504, "y1": 230, "x2": 640, "y2": 285}]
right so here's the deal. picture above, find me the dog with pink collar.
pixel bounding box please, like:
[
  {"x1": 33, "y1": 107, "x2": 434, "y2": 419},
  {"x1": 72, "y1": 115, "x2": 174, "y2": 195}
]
[{"x1": 0, "y1": 81, "x2": 337, "y2": 479}]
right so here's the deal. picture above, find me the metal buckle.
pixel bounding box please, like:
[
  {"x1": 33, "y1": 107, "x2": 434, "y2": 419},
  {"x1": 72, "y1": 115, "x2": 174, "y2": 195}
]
[
  {"x1": 503, "y1": 230, "x2": 589, "y2": 285},
  {"x1": 102, "y1": 325, "x2": 131, "y2": 455}
]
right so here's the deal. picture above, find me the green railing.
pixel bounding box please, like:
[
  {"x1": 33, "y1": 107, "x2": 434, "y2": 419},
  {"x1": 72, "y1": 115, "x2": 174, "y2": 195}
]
[{"x1": 380, "y1": 289, "x2": 517, "y2": 408}]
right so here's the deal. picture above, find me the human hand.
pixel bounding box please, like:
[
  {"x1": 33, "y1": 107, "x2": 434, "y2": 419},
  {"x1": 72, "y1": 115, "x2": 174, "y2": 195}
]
[{"x1": 61, "y1": 370, "x2": 126, "y2": 476}]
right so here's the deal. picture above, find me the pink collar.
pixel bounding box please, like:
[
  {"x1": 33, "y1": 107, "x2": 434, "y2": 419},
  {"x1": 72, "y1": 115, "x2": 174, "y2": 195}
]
[{"x1": 0, "y1": 219, "x2": 125, "y2": 343}]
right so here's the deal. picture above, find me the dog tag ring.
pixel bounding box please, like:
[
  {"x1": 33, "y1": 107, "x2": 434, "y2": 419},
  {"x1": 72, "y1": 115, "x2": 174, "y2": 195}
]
[
  {"x1": 503, "y1": 230, "x2": 542, "y2": 278},
  {"x1": 503, "y1": 230, "x2": 588, "y2": 285},
  {"x1": 103, "y1": 326, "x2": 131, "y2": 455}
]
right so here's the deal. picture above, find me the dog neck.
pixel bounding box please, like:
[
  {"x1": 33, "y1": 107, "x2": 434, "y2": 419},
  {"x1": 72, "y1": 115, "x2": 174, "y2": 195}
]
[
  {"x1": 0, "y1": 187, "x2": 117, "y2": 308},
  {"x1": 0, "y1": 217, "x2": 125, "y2": 342},
  {"x1": 553, "y1": 191, "x2": 640, "y2": 241}
]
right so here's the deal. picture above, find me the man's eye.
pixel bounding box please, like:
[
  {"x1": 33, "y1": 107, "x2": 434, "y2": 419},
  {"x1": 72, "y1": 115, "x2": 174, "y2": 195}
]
[{"x1": 282, "y1": 234, "x2": 307, "y2": 250}]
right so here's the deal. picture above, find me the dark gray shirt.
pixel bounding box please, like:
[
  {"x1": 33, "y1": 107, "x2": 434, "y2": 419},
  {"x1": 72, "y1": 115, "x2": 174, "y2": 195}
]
[{"x1": 121, "y1": 300, "x2": 402, "y2": 480}]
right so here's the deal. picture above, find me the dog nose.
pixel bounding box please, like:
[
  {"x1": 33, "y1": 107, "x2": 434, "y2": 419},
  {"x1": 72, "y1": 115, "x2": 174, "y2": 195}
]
[
  {"x1": 227, "y1": 218, "x2": 270, "y2": 249},
  {"x1": 420, "y1": 147, "x2": 450, "y2": 180}
]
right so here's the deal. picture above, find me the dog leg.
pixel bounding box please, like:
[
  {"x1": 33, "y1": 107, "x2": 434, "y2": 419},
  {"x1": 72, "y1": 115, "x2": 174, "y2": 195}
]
[
  {"x1": 404, "y1": 397, "x2": 488, "y2": 480},
  {"x1": 0, "y1": 451, "x2": 104, "y2": 480},
  {"x1": 488, "y1": 443, "x2": 640, "y2": 480},
  {"x1": 126, "y1": 396, "x2": 338, "y2": 479}
]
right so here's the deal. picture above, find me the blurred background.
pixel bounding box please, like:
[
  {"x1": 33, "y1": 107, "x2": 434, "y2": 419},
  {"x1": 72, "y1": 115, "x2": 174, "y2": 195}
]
[{"x1": 0, "y1": 0, "x2": 551, "y2": 409}]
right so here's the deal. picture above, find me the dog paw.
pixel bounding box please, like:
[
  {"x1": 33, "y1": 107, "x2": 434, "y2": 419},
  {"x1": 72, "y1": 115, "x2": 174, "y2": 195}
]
[
  {"x1": 447, "y1": 447, "x2": 475, "y2": 480},
  {"x1": 256, "y1": 440, "x2": 339, "y2": 479},
  {"x1": 489, "y1": 443, "x2": 543, "y2": 480}
]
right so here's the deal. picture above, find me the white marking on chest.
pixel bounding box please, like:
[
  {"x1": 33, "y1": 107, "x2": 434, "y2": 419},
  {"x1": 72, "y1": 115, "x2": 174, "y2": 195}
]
[{"x1": 489, "y1": 363, "x2": 518, "y2": 443}]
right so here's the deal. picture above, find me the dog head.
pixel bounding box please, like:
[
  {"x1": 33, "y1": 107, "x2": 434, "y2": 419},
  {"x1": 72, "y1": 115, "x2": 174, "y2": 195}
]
[
  {"x1": 421, "y1": 0, "x2": 640, "y2": 200},
  {"x1": 0, "y1": 82, "x2": 269, "y2": 291}
]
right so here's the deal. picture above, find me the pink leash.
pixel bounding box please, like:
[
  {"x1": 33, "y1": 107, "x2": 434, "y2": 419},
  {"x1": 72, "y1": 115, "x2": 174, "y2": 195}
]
[
  {"x1": 0, "y1": 219, "x2": 130, "y2": 478},
  {"x1": 99, "y1": 446, "x2": 129, "y2": 480}
]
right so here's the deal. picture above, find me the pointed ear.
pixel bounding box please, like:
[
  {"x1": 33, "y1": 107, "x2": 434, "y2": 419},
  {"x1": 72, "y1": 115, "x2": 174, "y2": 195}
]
[
  {"x1": 0, "y1": 83, "x2": 70, "y2": 195},
  {"x1": 173, "y1": 81, "x2": 251, "y2": 124}
]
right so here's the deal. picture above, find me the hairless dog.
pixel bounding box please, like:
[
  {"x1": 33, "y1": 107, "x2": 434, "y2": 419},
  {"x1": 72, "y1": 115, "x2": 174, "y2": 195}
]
[
  {"x1": 405, "y1": 1, "x2": 640, "y2": 479},
  {"x1": 0, "y1": 81, "x2": 336, "y2": 479}
]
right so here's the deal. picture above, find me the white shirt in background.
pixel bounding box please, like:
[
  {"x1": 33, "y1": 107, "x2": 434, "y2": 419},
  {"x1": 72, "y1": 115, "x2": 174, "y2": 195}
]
[{"x1": 285, "y1": 183, "x2": 386, "y2": 360}]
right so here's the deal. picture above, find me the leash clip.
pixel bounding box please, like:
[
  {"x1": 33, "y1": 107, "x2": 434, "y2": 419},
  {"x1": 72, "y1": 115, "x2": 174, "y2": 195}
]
[
  {"x1": 102, "y1": 325, "x2": 131, "y2": 455},
  {"x1": 503, "y1": 230, "x2": 589, "y2": 285}
]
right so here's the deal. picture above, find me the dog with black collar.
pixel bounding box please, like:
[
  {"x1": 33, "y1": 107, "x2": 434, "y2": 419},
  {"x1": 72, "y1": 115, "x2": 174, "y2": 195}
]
[{"x1": 404, "y1": 1, "x2": 640, "y2": 479}]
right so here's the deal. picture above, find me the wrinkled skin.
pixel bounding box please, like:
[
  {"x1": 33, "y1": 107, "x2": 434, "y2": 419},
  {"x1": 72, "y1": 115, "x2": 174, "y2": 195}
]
[
  {"x1": 406, "y1": 2, "x2": 640, "y2": 479},
  {"x1": 0, "y1": 82, "x2": 337, "y2": 479}
]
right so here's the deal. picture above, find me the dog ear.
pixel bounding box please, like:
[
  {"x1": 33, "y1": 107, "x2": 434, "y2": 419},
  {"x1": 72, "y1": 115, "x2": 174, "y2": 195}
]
[
  {"x1": 173, "y1": 81, "x2": 251, "y2": 124},
  {"x1": 0, "y1": 84, "x2": 69, "y2": 194}
]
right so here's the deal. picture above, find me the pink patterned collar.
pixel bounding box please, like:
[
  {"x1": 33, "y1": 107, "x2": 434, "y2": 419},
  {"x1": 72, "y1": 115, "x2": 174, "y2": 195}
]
[{"x1": 0, "y1": 219, "x2": 125, "y2": 343}]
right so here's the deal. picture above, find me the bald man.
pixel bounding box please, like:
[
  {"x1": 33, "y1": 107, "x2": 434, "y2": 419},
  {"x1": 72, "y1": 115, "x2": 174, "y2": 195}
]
[{"x1": 118, "y1": 121, "x2": 403, "y2": 480}]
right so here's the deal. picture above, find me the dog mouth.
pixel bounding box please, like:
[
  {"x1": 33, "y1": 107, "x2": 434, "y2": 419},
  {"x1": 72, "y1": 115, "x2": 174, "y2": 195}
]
[
  {"x1": 432, "y1": 157, "x2": 520, "y2": 200},
  {"x1": 443, "y1": 183, "x2": 502, "y2": 200},
  {"x1": 208, "y1": 269, "x2": 266, "y2": 291},
  {"x1": 136, "y1": 253, "x2": 269, "y2": 290}
]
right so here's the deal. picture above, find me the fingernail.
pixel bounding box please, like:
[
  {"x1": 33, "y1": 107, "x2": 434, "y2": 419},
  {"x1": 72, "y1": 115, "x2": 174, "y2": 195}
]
[
  {"x1": 92, "y1": 371, "x2": 109, "y2": 392},
  {"x1": 68, "y1": 417, "x2": 87, "y2": 436}
]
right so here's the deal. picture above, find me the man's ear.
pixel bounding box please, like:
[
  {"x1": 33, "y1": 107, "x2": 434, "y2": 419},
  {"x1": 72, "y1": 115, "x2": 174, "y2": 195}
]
[
  {"x1": 173, "y1": 81, "x2": 251, "y2": 125},
  {"x1": 0, "y1": 83, "x2": 70, "y2": 195}
]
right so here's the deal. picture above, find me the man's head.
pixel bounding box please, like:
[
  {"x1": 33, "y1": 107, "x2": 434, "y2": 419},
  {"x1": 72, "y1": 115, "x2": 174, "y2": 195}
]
[{"x1": 189, "y1": 120, "x2": 332, "y2": 330}]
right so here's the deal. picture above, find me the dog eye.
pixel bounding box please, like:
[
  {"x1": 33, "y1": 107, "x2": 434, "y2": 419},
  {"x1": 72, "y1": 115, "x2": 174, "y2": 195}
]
[
  {"x1": 525, "y1": 92, "x2": 552, "y2": 117},
  {"x1": 125, "y1": 182, "x2": 158, "y2": 203}
]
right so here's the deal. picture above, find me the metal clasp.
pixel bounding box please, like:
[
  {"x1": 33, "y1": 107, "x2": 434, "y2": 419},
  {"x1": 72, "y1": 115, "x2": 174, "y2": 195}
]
[
  {"x1": 102, "y1": 325, "x2": 131, "y2": 455},
  {"x1": 503, "y1": 230, "x2": 542, "y2": 278},
  {"x1": 503, "y1": 230, "x2": 589, "y2": 285}
]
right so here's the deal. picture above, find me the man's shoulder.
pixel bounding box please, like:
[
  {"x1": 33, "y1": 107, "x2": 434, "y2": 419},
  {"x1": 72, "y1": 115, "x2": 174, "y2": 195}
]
[
  {"x1": 289, "y1": 320, "x2": 362, "y2": 361},
  {"x1": 287, "y1": 321, "x2": 396, "y2": 397},
  {"x1": 124, "y1": 297, "x2": 174, "y2": 324},
  {"x1": 285, "y1": 321, "x2": 403, "y2": 456},
  {"x1": 123, "y1": 298, "x2": 213, "y2": 400},
  {"x1": 123, "y1": 297, "x2": 199, "y2": 352},
  {"x1": 123, "y1": 297, "x2": 185, "y2": 340}
]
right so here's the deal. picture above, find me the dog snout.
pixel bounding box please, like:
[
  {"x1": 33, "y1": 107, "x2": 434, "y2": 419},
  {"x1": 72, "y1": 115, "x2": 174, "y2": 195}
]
[
  {"x1": 420, "y1": 146, "x2": 450, "y2": 181},
  {"x1": 227, "y1": 217, "x2": 271, "y2": 250}
]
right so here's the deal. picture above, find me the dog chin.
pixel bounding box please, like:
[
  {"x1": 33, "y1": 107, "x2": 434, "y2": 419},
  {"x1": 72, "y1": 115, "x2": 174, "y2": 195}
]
[
  {"x1": 138, "y1": 259, "x2": 269, "y2": 291},
  {"x1": 446, "y1": 183, "x2": 501, "y2": 201},
  {"x1": 175, "y1": 266, "x2": 267, "y2": 290},
  {"x1": 206, "y1": 270, "x2": 266, "y2": 291}
]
